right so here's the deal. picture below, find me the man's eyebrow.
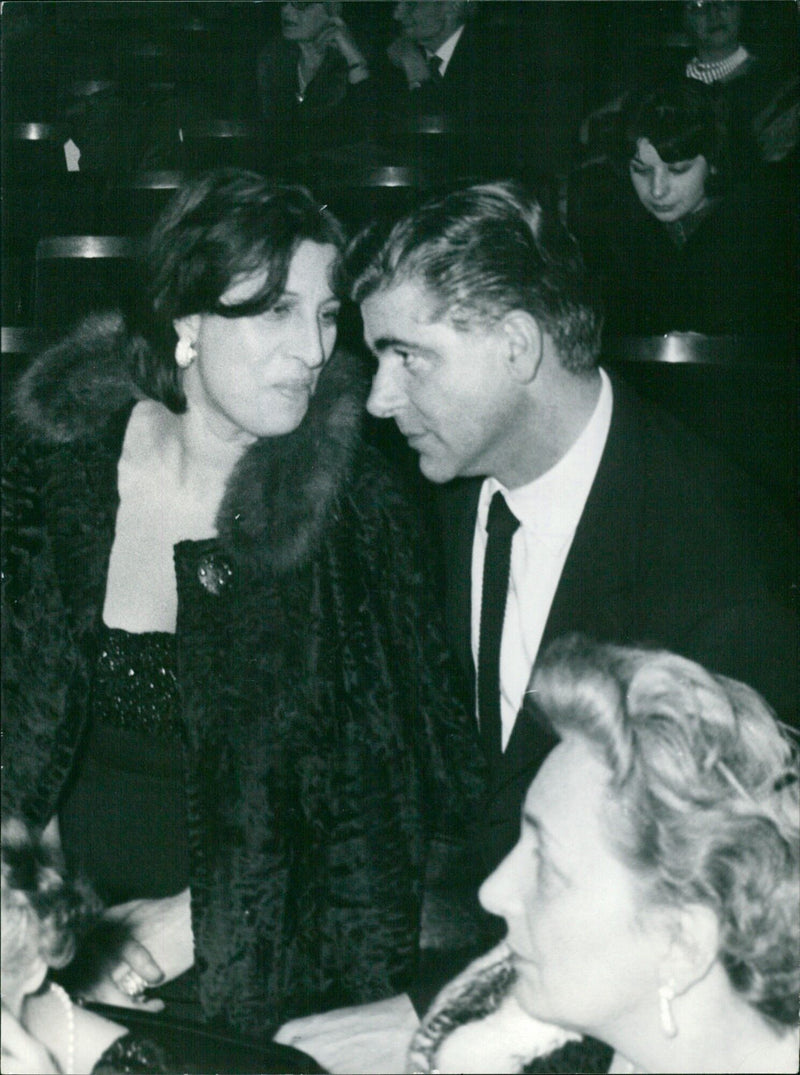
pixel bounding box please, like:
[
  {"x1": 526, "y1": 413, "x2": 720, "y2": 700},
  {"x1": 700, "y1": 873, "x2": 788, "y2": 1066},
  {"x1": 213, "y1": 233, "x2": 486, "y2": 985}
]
[{"x1": 371, "y1": 334, "x2": 412, "y2": 353}]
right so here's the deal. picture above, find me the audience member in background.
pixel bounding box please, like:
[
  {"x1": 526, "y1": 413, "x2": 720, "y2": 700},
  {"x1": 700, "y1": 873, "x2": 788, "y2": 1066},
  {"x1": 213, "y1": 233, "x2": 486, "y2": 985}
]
[
  {"x1": 2, "y1": 169, "x2": 482, "y2": 1039},
  {"x1": 344, "y1": 179, "x2": 798, "y2": 880},
  {"x1": 409, "y1": 634, "x2": 800, "y2": 1074},
  {"x1": 682, "y1": 0, "x2": 797, "y2": 171},
  {"x1": 571, "y1": 82, "x2": 793, "y2": 339},
  {"x1": 381, "y1": 1, "x2": 532, "y2": 175},
  {"x1": 60, "y1": 77, "x2": 183, "y2": 179},
  {"x1": 579, "y1": 2, "x2": 797, "y2": 190},
  {"x1": 256, "y1": 1, "x2": 376, "y2": 165},
  {"x1": 1, "y1": 817, "x2": 171, "y2": 1075}
]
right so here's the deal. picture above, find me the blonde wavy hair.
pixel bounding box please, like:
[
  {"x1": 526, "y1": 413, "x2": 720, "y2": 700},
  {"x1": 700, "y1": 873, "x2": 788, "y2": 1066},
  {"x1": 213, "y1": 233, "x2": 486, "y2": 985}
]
[
  {"x1": 1, "y1": 818, "x2": 100, "y2": 991},
  {"x1": 528, "y1": 634, "x2": 799, "y2": 1029}
]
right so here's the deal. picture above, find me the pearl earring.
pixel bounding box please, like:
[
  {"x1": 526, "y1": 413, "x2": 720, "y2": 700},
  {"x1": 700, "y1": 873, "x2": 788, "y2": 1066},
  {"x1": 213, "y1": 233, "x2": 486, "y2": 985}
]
[
  {"x1": 175, "y1": 337, "x2": 197, "y2": 368},
  {"x1": 658, "y1": 979, "x2": 678, "y2": 1038}
]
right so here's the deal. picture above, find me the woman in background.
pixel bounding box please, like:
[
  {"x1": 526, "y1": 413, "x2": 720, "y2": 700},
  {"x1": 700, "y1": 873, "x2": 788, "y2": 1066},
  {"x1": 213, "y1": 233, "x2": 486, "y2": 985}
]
[
  {"x1": 2, "y1": 168, "x2": 481, "y2": 1039},
  {"x1": 409, "y1": 633, "x2": 799, "y2": 1073},
  {"x1": 572, "y1": 82, "x2": 791, "y2": 339},
  {"x1": 256, "y1": 1, "x2": 375, "y2": 163}
]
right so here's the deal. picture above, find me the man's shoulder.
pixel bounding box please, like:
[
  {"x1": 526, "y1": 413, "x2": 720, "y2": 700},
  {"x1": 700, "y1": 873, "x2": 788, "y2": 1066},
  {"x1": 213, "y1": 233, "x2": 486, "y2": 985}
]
[
  {"x1": 608, "y1": 373, "x2": 733, "y2": 476},
  {"x1": 605, "y1": 372, "x2": 795, "y2": 590}
]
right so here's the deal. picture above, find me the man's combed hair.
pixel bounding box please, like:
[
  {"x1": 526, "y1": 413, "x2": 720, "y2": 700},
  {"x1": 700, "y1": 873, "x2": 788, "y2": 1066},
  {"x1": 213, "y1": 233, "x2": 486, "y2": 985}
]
[
  {"x1": 343, "y1": 181, "x2": 603, "y2": 372},
  {"x1": 528, "y1": 634, "x2": 800, "y2": 1029}
]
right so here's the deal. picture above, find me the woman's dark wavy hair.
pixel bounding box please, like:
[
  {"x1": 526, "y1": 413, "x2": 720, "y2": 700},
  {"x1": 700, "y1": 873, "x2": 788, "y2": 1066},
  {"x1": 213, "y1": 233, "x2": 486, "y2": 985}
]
[
  {"x1": 130, "y1": 168, "x2": 346, "y2": 412},
  {"x1": 529, "y1": 633, "x2": 800, "y2": 1030},
  {"x1": 620, "y1": 82, "x2": 728, "y2": 186},
  {"x1": 342, "y1": 181, "x2": 603, "y2": 374},
  {"x1": 1, "y1": 818, "x2": 102, "y2": 982}
]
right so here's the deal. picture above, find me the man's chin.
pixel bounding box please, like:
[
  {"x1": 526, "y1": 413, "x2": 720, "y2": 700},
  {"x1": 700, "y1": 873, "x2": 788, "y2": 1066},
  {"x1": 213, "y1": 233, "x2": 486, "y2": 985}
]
[{"x1": 418, "y1": 453, "x2": 456, "y2": 484}]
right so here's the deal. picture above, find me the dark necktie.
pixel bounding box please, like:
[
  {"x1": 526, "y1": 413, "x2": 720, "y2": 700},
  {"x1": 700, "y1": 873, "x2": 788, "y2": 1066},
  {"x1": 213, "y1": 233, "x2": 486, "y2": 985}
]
[
  {"x1": 428, "y1": 53, "x2": 443, "y2": 80},
  {"x1": 477, "y1": 492, "x2": 520, "y2": 765}
]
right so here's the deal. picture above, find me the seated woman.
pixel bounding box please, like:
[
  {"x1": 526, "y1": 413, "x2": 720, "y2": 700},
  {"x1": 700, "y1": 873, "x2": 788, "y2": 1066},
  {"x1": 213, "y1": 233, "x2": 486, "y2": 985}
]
[
  {"x1": 409, "y1": 633, "x2": 799, "y2": 1074},
  {"x1": 256, "y1": 2, "x2": 375, "y2": 165},
  {"x1": 1, "y1": 817, "x2": 170, "y2": 1074},
  {"x1": 571, "y1": 82, "x2": 793, "y2": 339},
  {"x1": 2, "y1": 168, "x2": 482, "y2": 1039},
  {"x1": 1, "y1": 818, "x2": 322, "y2": 1074}
]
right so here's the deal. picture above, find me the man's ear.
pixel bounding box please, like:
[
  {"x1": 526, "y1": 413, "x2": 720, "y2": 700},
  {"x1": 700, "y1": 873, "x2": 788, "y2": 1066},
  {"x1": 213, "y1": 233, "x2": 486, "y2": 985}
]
[
  {"x1": 498, "y1": 310, "x2": 543, "y2": 385},
  {"x1": 173, "y1": 315, "x2": 200, "y2": 343},
  {"x1": 658, "y1": 902, "x2": 720, "y2": 995}
]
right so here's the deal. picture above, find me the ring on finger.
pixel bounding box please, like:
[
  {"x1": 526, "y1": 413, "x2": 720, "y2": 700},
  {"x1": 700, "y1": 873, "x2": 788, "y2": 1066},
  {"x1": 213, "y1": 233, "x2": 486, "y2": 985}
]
[{"x1": 116, "y1": 968, "x2": 149, "y2": 998}]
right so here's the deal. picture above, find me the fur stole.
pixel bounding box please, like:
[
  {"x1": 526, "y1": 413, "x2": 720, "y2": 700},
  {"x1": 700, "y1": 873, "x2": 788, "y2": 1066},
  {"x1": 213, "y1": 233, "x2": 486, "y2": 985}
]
[
  {"x1": 407, "y1": 941, "x2": 614, "y2": 1074},
  {"x1": 12, "y1": 310, "x2": 368, "y2": 576}
]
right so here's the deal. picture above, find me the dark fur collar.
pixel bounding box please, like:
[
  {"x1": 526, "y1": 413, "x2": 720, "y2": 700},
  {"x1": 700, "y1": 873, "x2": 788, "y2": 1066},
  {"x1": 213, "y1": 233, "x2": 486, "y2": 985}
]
[{"x1": 13, "y1": 311, "x2": 368, "y2": 574}]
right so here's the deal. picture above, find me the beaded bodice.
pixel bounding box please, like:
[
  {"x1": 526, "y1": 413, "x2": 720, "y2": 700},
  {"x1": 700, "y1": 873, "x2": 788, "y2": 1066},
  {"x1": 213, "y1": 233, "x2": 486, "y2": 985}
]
[{"x1": 92, "y1": 625, "x2": 180, "y2": 735}]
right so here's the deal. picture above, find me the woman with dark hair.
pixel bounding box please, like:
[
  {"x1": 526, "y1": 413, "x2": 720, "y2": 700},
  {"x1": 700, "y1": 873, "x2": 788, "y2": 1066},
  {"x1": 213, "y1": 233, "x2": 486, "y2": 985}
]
[
  {"x1": 409, "y1": 634, "x2": 799, "y2": 1074},
  {"x1": 1, "y1": 168, "x2": 482, "y2": 1039},
  {"x1": 572, "y1": 81, "x2": 791, "y2": 338}
]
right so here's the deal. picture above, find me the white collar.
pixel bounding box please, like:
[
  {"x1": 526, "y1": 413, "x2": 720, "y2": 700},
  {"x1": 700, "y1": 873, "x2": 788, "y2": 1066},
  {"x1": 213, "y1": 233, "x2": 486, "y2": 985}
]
[
  {"x1": 427, "y1": 24, "x2": 465, "y2": 75},
  {"x1": 480, "y1": 369, "x2": 613, "y2": 555}
]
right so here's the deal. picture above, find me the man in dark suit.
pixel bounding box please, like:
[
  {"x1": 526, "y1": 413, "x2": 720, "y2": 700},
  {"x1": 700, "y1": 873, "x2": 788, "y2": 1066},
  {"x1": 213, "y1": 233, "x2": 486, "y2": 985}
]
[
  {"x1": 382, "y1": 1, "x2": 532, "y2": 174},
  {"x1": 345, "y1": 180, "x2": 797, "y2": 875}
]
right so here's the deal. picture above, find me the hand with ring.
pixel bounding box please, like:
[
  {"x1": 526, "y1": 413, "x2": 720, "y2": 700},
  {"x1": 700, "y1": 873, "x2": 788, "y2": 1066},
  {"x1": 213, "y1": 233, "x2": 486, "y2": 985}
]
[
  {"x1": 76, "y1": 891, "x2": 193, "y2": 1012},
  {"x1": 113, "y1": 966, "x2": 152, "y2": 1002}
]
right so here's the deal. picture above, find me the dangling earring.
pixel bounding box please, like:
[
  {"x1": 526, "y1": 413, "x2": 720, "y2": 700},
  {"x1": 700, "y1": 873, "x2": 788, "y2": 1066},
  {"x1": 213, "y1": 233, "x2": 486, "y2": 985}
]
[
  {"x1": 175, "y1": 337, "x2": 197, "y2": 368},
  {"x1": 658, "y1": 979, "x2": 677, "y2": 1038}
]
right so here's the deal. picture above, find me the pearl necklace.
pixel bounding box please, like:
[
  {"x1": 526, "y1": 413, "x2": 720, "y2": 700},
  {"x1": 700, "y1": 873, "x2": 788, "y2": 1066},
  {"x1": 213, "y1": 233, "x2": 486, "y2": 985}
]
[
  {"x1": 686, "y1": 45, "x2": 749, "y2": 85},
  {"x1": 49, "y1": 981, "x2": 75, "y2": 1075}
]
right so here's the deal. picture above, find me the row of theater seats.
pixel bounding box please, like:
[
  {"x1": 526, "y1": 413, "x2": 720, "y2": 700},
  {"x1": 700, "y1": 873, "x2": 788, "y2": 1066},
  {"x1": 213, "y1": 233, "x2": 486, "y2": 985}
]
[{"x1": 7, "y1": 116, "x2": 260, "y2": 188}]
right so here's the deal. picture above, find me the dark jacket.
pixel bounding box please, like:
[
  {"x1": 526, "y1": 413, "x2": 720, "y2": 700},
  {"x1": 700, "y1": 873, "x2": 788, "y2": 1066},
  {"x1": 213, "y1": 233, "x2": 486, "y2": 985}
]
[
  {"x1": 1, "y1": 312, "x2": 484, "y2": 1034},
  {"x1": 573, "y1": 182, "x2": 794, "y2": 339},
  {"x1": 256, "y1": 35, "x2": 376, "y2": 161},
  {"x1": 377, "y1": 19, "x2": 536, "y2": 176},
  {"x1": 438, "y1": 376, "x2": 798, "y2": 873}
]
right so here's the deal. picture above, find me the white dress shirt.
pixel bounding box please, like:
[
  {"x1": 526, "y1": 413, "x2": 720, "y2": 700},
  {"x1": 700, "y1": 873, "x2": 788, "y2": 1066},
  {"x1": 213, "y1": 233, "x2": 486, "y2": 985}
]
[
  {"x1": 471, "y1": 369, "x2": 613, "y2": 749},
  {"x1": 427, "y1": 24, "x2": 465, "y2": 76}
]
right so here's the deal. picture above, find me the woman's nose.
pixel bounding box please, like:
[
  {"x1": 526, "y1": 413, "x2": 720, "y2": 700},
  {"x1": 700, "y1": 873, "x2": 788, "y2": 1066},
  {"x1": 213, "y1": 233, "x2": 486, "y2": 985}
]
[
  {"x1": 478, "y1": 843, "x2": 524, "y2": 920},
  {"x1": 293, "y1": 316, "x2": 326, "y2": 369},
  {"x1": 366, "y1": 358, "x2": 403, "y2": 418},
  {"x1": 651, "y1": 167, "x2": 669, "y2": 200}
]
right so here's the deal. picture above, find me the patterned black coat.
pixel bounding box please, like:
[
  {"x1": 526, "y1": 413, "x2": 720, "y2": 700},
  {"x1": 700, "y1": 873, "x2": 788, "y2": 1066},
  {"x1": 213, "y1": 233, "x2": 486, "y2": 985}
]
[{"x1": 1, "y1": 312, "x2": 483, "y2": 1034}]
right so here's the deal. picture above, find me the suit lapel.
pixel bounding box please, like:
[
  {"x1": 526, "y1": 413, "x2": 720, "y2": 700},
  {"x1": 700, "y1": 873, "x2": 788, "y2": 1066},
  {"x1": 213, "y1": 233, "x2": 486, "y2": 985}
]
[
  {"x1": 542, "y1": 378, "x2": 644, "y2": 650},
  {"x1": 501, "y1": 378, "x2": 645, "y2": 773}
]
